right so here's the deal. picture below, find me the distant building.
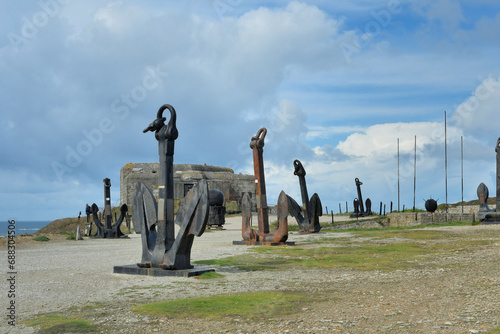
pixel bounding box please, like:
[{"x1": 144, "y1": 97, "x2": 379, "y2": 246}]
[{"x1": 120, "y1": 163, "x2": 255, "y2": 208}]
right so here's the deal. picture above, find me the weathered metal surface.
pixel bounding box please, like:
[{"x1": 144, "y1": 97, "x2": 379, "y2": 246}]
[
  {"x1": 425, "y1": 198, "x2": 438, "y2": 213},
  {"x1": 91, "y1": 178, "x2": 128, "y2": 238},
  {"x1": 350, "y1": 178, "x2": 373, "y2": 218},
  {"x1": 133, "y1": 104, "x2": 211, "y2": 270},
  {"x1": 355, "y1": 178, "x2": 365, "y2": 213},
  {"x1": 207, "y1": 189, "x2": 226, "y2": 228},
  {"x1": 287, "y1": 159, "x2": 322, "y2": 233},
  {"x1": 240, "y1": 128, "x2": 290, "y2": 244},
  {"x1": 476, "y1": 137, "x2": 500, "y2": 223}
]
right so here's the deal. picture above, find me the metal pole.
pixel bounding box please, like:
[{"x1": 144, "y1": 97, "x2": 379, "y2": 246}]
[
  {"x1": 461, "y1": 136, "x2": 464, "y2": 214},
  {"x1": 413, "y1": 135, "x2": 416, "y2": 212},
  {"x1": 445, "y1": 111, "x2": 448, "y2": 214},
  {"x1": 398, "y1": 138, "x2": 400, "y2": 212}
]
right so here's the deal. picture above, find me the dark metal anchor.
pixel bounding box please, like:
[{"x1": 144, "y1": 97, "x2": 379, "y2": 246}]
[
  {"x1": 477, "y1": 137, "x2": 500, "y2": 223},
  {"x1": 287, "y1": 159, "x2": 322, "y2": 233},
  {"x1": 240, "y1": 128, "x2": 289, "y2": 243},
  {"x1": 133, "y1": 104, "x2": 210, "y2": 270},
  {"x1": 91, "y1": 178, "x2": 128, "y2": 238},
  {"x1": 350, "y1": 178, "x2": 372, "y2": 218}
]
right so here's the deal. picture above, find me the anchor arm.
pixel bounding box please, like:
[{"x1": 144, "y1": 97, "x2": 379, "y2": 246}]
[
  {"x1": 91, "y1": 203, "x2": 105, "y2": 237},
  {"x1": 112, "y1": 204, "x2": 128, "y2": 237}
]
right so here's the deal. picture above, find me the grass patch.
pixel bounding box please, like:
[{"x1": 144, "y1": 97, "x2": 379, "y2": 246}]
[
  {"x1": 490, "y1": 326, "x2": 500, "y2": 334},
  {"x1": 133, "y1": 291, "x2": 312, "y2": 320},
  {"x1": 322, "y1": 220, "x2": 472, "y2": 233},
  {"x1": 24, "y1": 314, "x2": 98, "y2": 333},
  {"x1": 32, "y1": 235, "x2": 50, "y2": 242},
  {"x1": 196, "y1": 224, "x2": 498, "y2": 272},
  {"x1": 195, "y1": 271, "x2": 225, "y2": 279}
]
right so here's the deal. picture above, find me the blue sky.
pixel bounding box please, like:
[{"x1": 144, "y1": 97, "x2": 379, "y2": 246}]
[{"x1": 1, "y1": 0, "x2": 500, "y2": 221}]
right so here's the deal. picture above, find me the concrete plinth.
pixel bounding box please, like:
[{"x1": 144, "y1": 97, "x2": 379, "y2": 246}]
[{"x1": 113, "y1": 264, "x2": 214, "y2": 277}]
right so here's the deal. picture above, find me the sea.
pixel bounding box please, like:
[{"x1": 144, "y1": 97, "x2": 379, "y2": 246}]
[{"x1": 1, "y1": 220, "x2": 51, "y2": 238}]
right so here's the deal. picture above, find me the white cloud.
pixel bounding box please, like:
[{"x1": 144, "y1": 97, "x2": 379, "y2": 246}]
[
  {"x1": 1, "y1": 1, "x2": 500, "y2": 220},
  {"x1": 337, "y1": 122, "x2": 462, "y2": 158},
  {"x1": 451, "y1": 75, "x2": 500, "y2": 137}
]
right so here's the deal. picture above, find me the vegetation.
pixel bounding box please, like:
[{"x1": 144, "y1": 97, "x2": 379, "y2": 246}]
[
  {"x1": 195, "y1": 271, "x2": 225, "y2": 279},
  {"x1": 195, "y1": 223, "x2": 495, "y2": 272},
  {"x1": 133, "y1": 291, "x2": 316, "y2": 320},
  {"x1": 24, "y1": 314, "x2": 97, "y2": 333},
  {"x1": 32, "y1": 235, "x2": 50, "y2": 242}
]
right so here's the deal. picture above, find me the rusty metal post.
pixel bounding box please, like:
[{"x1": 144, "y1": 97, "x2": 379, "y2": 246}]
[{"x1": 250, "y1": 128, "x2": 269, "y2": 236}]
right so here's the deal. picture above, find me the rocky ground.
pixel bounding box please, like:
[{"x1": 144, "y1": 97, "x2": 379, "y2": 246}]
[{"x1": 1, "y1": 215, "x2": 499, "y2": 333}]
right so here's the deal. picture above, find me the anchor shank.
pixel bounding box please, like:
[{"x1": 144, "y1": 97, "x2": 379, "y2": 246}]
[
  {"x1": 103, "y1": 178, "x2": 112, "y2": 230},
  {"x1": 158, "y1": 138, "x2": 175, "y2": 251},
  {"x1": 253, "y1": 145, "x2": 269, "y2": 234},
  {"x1": 298, "y1": 175, "x2": 311, "y2": 224},
  {"x1": 355, "y1": 178, "x2": 365, "y2": 213}
]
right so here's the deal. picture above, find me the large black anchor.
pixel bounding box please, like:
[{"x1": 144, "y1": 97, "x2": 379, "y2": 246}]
[
  {"x1": 287, "y1": 159, "x2": 322, "y2": 233},
  {"x1": 91, "y1": 178, "x2": 128, "y2": 238},
  {"x1": 133, "y1": 104, "x2": 210, "y2": 270}
]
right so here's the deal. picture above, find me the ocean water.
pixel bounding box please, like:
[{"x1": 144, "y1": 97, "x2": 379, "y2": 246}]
[{"x1": 1, "y1": 220, "x2": 51, "y2": 238}]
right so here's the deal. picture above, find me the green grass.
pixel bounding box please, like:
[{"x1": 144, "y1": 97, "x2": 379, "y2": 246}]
[
  {"x1": 196, "y1": 224, "x2": 497, "y2": 272},
  {"x1": 32, "y1": 235, "x2": 50, "y2": 242},
  {"x1": 133, "y1": 291, "x2": 314, "y2": 320},
  {"x1": 195, "y1": 271, "x2": 225, "y2": 279},
  {"x1": 490, "y1": 326, "x2": 500, "y2": 334},
  {"x1": 24, "y1": 314, "x2": 98, "y2": 333},
  {"x1": 322, "y1": 220, "x2": 473, "y2": 233}
]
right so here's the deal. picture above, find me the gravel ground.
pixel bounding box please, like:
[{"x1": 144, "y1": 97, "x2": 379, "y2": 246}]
[{"x1": 1, "y1": 215, "x2": 499, "y2": 333}]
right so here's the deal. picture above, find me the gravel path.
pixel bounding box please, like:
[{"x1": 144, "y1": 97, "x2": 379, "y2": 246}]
[{"x1": 2, "y1": 216, "x2": 499, "y2": 333}]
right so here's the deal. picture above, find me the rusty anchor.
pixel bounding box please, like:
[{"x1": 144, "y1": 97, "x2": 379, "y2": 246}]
[
  {"x1": 287, "y1": 159, "x2": 322, "y2": 233},
  {"x1": 238, "y1": 128, "x2": 292, "y2": 245},
  {"x1": 130, "y1": 104, "x2": 211, "y2": 270}
]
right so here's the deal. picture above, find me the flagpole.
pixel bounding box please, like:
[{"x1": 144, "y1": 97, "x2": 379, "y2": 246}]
[
  {"x1": 445, "y1": 111, "x2": 448, "y2": 214},
  {"x1": 398, "y1": 138, "x2": 400, "y2": 212}
]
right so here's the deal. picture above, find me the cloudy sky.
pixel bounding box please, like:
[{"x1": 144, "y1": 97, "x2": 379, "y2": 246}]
[{"x1": 2, "y1": 0, "x2": 500, "y2": 221}]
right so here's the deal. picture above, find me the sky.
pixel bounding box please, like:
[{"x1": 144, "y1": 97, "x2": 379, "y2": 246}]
[{"x1": 1, "y1": 0, "x2": 500, "y2": 221}]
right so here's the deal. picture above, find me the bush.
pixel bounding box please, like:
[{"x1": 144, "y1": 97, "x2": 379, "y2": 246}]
[{"x1": 33, "y1": 236, "x2": 50, "y2": 242}]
